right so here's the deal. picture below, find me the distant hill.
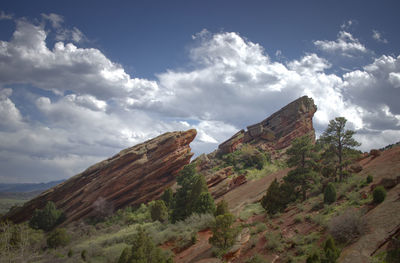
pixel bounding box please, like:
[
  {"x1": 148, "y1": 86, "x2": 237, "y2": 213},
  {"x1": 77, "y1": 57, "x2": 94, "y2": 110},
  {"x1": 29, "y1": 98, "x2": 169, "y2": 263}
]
[{"x1": 0, "y1": 179, "x2": 65, "y2": 193}]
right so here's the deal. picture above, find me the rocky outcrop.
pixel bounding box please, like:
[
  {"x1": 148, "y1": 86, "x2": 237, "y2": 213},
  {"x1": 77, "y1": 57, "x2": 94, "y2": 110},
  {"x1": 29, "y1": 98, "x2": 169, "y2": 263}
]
[
  {"x1": 6, "y1": 130, "x2": 197, "y2": 224},
  {"x1": 218, "y1": 96, "x2": 317, "y2": 156}
]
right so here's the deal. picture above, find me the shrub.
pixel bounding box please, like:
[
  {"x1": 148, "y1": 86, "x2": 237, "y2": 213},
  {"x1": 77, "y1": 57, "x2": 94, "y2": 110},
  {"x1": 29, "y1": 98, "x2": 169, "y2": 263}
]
[
  {"x1": 215, "y1": 200, "x2": 230, "y2": 216},
  {"x1": 322, "y1": 235, "x2": 340, "y2": 263},
  {"x1": 328, "y1": 209, "x2": 367, "y2": 244},
  {"x1": 81, "y1": 249, "x2": 87, "y2": 261},
  {"x1": 306, "y1": 253, "x2": 320, "y2": 263},
  {"x1": 209, "y1": 213, "x2": 240, "y2": 252},
  {"x1": 47, "y1": 228, "x2": 70, "y2": 248},
  {"x1": 265, "y1": 232, "x2": 283, "y2": 252},
  {"x1": 373, "y1": 186, "x2": 386, "y2": 204},
  {"x1": 68, "y1": 249, "x2": 73, "y2": 257},
  {"x1": 150, "y1": 200, "x2": 168, "y2": 222},
  {"x1": 118, "y1": 227, "x2": 173, "y2": 263},
  {"x1": 366, "y1": 175, "x2": 373, "y2": 184},
  {"x1": 324, "y1": 183, "x2": 336, "y2": 204},
  {"x1": 246, "y1": 253, "x2": 268, "y2": 263},
  {"x1": 29, "y1": 201, "x2": 64, "y2": 231}
]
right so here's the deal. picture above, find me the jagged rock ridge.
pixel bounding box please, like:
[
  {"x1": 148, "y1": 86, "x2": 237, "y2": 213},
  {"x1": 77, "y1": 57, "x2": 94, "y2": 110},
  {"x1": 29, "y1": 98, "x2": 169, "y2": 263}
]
[
  {"x1": 6, "y1": 129, "x2": 196, "y2": 224},
  {"x1": 218, "y1": 95, "x2": 317, "y2": 156}
]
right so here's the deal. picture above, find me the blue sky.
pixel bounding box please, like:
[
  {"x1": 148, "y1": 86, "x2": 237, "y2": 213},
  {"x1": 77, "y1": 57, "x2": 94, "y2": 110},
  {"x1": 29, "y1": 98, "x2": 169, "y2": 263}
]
[{"x1": 0, "y1": 1, "x2": 399, "y2": 183}]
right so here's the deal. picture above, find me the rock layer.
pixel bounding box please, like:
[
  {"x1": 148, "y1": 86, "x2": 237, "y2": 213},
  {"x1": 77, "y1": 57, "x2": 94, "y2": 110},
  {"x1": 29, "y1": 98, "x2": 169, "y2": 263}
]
[
  {"x1": 218, "y1": 96, "x2": 317, "y2": 156},
  {"x1": 6, "y1": 129, "x2": 197, "y2": 224}
]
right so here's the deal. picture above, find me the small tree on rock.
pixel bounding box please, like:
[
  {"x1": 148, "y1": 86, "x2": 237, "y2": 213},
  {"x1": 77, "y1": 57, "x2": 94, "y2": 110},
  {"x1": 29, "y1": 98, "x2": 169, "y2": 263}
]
[{"x1": 373, "y1": 186, "x2": 386, "y2": 204}]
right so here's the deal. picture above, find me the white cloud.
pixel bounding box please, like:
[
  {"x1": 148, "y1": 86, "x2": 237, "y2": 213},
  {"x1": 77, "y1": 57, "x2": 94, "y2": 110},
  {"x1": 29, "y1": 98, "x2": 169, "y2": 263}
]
[
  {"x1": 314, "y1": 31, "x2": 367, "y2": 56},
  {"x1": 41, "y1": 13, "x2": 64, "y2": 28},
  {"x1": 0, "y1": 10, "x2": 13, "y2": 20},
  {"x1": 372, "y1": 29, "x2": 388, "y2": 44},
  {"x1": 0, "y1": 19, "x2": 399, "y2": 182},
  {"x1": 389, "y1": 72, "x2": 400, "y2": 88}
]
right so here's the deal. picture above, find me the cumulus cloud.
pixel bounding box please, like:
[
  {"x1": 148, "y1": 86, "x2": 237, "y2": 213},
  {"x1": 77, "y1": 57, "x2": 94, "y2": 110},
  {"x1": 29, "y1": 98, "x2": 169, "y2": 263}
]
[
  {"x1": 0, "y1": 18, "x2": 399, "y2": 182},
  {"x1": 314, "y1": 31, "x2": 367, "y2": 56},
  {"x1": 372, "y1": 29, "x2": 388, "y2": 44}
]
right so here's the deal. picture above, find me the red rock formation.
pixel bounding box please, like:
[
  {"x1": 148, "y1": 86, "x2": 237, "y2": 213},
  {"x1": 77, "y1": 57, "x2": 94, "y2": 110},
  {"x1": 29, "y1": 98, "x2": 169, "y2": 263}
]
[
  {"x1": 6, "y1": 129, "x2": 197, "y2": 224},
  {"x1": 218, "y1": 96, "x2": 317, "y2": 155}
]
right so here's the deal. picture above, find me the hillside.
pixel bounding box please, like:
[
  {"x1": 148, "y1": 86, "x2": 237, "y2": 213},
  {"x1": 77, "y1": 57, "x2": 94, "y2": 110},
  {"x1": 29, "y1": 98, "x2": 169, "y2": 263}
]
[{"x1": 1, "y1": 96, "x2": 399, "y2": 263}]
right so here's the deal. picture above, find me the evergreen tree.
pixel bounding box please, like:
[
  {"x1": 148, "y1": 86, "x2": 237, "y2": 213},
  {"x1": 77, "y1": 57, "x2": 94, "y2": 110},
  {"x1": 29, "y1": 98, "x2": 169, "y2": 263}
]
[
  {"x1": 324, "y1": 183, "x2": 336, "y2": 204},
  {"x1": 209, "y1": 213, "x2": 240, "y2": 252},
  {"x1": 150, "y1": 200, "x2": 168, "y2": 222},
  {"x1": 285, "y1": 135, "x2": 318, "y2": 201},
  {"x1": 194, "y1": 192, "x2": 216, "y2": 215},
  {"x1": 261, "y1": 179, "x2": 287, "y2": 214},
  {"x1": 319, "y1": 117, "x2": 360, "y2": 181},
  {"x1": 171, "y1": 163, "x2": 215, "y2": 222},
  {"x1": 286, "y1": 135, "x2": 315, "y2": 169},
  {"x1": 161, "y1": 188, "x2": 174, "y2": 209}
]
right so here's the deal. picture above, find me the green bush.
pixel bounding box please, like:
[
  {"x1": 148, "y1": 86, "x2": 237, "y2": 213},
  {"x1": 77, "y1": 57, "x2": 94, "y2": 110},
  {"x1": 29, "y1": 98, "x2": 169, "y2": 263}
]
[
  {"x1": 324, "y1": 183, "x2": 336, "y2": 204},
  {"x1": 209, "y1": 213, "x2": 240, "y2": 253},
  {"x1": 150, "y1": 200, "x2": 168, "y2": 222},
  {"x1": 46, "y1": 228, "x2": 70, "y2": 248},
  {"x1": 81, "y1": 249, "x2": 87, "y2": 261},
  {"x1": 366, "y1": 175, "x2": 373, "y2": 184},
  {"x1": 117, "y1": 227, "x2": 173, "y2": 263},
  {"x1": 215, "y1": 200, "x2": 230, "y2": 216},
  {"x1": 261, "y1": 178, "x2": 289, "y2": 214},
  {"x1": 246, "y1": 253, "x2": 268, "y2": 263},
  {"x1": 373, "y1": 186, "x2": 386, "y2": 204},
  {"x1": 322, "y1": 236, "x2": 340, "y2": 263},
  {"x1": 306, "y1": 253, "x2": 320, "y2": 263},
  {"x1": 29, "y1": 201, "x2": 64, "y2": 231}
]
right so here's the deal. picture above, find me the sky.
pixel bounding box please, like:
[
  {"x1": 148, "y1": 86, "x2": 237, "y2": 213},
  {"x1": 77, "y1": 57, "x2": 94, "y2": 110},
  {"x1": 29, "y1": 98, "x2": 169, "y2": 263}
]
[{"x1": 0, "y1": 0, "x2": 399, "y2": 183}]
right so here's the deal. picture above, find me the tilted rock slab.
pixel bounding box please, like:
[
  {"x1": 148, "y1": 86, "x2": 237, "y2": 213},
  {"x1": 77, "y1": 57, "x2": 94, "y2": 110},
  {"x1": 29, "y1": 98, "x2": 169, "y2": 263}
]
[
  {"x1": 6, "y1": 129, "x2": 196, "y2": 224},
  {"x1": 218, "y1": 95, "x2": 317, "y2": 155}
]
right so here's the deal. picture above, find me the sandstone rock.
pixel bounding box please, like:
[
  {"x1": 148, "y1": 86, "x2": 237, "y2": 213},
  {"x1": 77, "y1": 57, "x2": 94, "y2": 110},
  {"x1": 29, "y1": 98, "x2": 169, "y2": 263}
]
[
  {"x1": 349, "y1": 164, "x2": 363, "y2": 173},
  {"x1": 5, "y1": 129, "x2": 197, "y2": 224},
  {"x1": 218, "y1": 96, "x2": 317, "y2": 156},
  {"x1": 370, "y1": 149, "x2": 381, "y2": 158}
]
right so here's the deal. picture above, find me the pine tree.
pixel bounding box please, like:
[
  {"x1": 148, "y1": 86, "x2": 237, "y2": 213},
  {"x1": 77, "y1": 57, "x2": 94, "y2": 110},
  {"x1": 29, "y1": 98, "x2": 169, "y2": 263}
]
[
  {"x1": 171, "y1": 163, "x2": 214, "y2": 222},
  {"x1": 324, "y1": 183, "x2": 336, "y2": 204},
  {"x1": 194, "y1": 192, "x2": 216, "y2": 215},
  {"x1": 161, "y1": 188, "x2": 174, "y2": 208},
  {"x1": 320, "y1": 117, "x2": 360, "y2": 181},
  {"x1": 209, "y1": 213, "x2": 239, "y2": 252},
  {"x1": 261, "y1": 179, "x2": 286, "y2": 214},
  {"x1": 285, "y1": 135, "x2": 317, "y2": 201}
]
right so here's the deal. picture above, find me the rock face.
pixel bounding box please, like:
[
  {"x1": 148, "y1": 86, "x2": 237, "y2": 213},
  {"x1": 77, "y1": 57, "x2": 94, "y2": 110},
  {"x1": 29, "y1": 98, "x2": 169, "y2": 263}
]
[
  {"x1": 198, "y1": 96, "x2": 317, "y2": 199},
  {"x1": 6, "y1": 130, "x2": 196, "y2": 224},
  {"x1": 218, "y1": 96, "x2": 317, "y2": 156}
]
